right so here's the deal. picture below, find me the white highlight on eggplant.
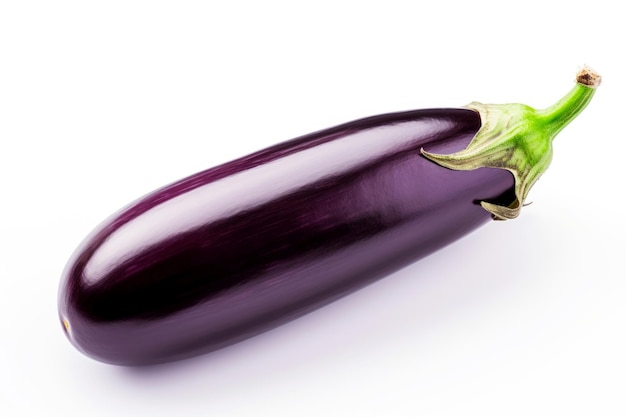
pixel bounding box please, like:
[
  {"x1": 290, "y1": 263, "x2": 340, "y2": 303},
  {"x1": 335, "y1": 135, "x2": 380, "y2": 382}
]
[{"x1": 83, "y1": 119, "x2": 454, "y2": 284}]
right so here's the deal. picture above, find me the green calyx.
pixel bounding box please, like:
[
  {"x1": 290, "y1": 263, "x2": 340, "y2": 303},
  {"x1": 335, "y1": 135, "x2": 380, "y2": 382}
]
[{"x1": 421, "y1": 66, "x2": 601, "y2": 220}]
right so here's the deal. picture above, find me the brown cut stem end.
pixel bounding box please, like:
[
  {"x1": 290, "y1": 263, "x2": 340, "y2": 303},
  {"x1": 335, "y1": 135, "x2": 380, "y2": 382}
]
[{"x1": 576, "y1": 66, "x2": 602, "y2": 88}]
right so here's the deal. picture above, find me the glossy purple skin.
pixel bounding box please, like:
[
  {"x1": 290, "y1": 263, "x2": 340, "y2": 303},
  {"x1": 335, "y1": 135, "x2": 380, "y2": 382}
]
[{"x1": 59, "y1": 108, "x2": 514, "y2": 365}]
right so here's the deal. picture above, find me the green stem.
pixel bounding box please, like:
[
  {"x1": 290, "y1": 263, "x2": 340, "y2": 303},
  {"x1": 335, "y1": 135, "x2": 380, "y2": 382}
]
[
  {"x1": 538, "y1": 81, "x2": 598, "y2": 136},
  {"x1": 421, "y1": 66, "x2": 601, "y2": 220}
]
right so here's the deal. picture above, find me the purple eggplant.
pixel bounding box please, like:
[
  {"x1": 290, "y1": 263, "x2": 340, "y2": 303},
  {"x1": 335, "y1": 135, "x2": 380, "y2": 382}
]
[{"x1": 58, "y1": 68, "x2": 600, "y2": 365}]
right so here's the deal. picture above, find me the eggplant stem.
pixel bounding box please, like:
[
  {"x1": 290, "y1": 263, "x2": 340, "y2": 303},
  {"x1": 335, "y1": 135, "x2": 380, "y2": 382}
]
[{"x1": 421, "y1": 66, "x2": 601, "y2": 220}]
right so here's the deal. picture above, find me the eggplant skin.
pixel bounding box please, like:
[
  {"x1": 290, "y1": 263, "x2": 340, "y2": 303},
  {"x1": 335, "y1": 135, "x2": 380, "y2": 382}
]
[{"x1": 58, "y1": 108, "x2": 514, "y2": 365}]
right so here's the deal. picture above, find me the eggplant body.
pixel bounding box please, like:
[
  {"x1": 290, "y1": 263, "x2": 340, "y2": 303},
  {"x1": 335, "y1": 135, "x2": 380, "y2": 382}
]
[{"x1": 59, "y1": 108, "x2": 514, "y2": 365}]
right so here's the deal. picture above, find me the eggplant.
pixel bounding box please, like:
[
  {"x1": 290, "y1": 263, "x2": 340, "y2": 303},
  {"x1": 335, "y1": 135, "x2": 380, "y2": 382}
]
[{"x1": 58, "y1": 68, "x2": 600, "y2": 365}]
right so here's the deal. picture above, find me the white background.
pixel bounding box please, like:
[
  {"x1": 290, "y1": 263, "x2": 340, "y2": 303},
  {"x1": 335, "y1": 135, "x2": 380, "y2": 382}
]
[{"x1": 1, "y1": 1, "x2": 624, "y2": 416}]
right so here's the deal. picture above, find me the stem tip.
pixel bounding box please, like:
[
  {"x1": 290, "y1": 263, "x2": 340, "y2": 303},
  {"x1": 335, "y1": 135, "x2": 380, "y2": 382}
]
[{"x1": 576, "y1": 66, "x2": 602, "y2": 88}]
